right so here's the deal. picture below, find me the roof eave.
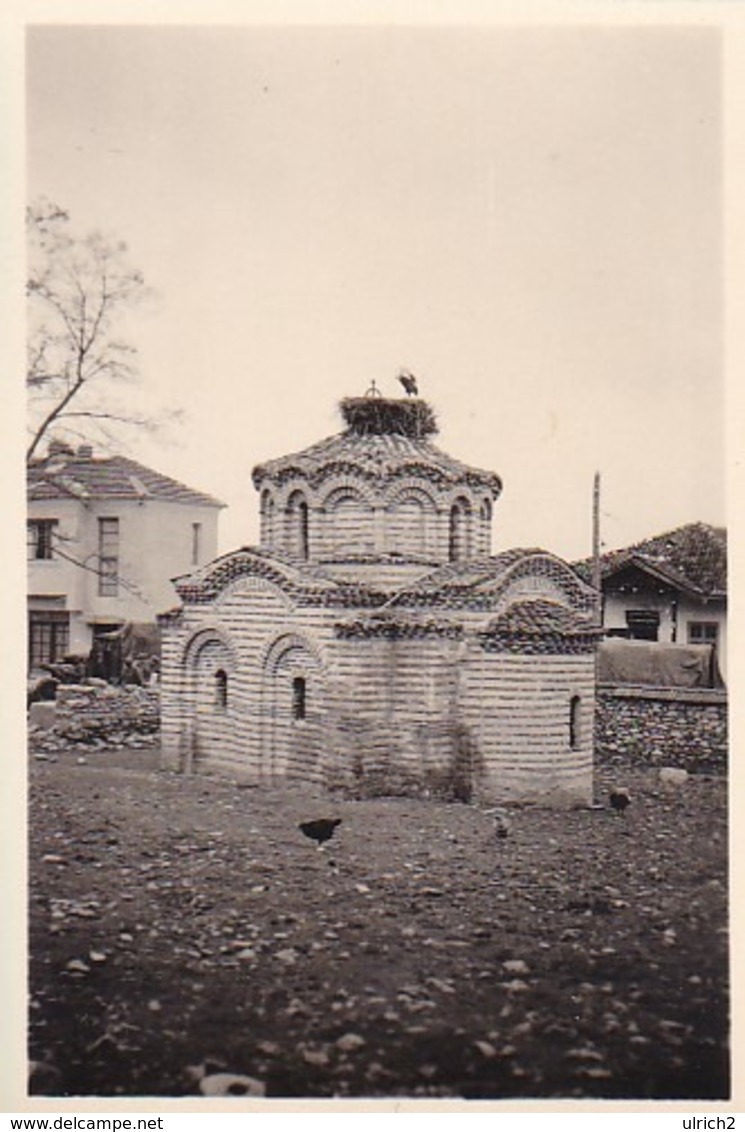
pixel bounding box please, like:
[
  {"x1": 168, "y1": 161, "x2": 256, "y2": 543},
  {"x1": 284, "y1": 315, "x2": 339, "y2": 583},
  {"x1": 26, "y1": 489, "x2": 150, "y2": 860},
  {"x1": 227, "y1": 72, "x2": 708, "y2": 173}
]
[{"x1": 602, "y1": 554, "x2": 722, "y2": 601}]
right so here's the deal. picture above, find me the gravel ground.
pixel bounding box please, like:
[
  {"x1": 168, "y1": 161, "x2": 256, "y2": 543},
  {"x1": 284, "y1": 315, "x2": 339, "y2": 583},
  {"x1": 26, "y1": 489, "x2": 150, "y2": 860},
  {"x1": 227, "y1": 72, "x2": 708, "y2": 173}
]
[{"x1": 28, "y1": 746, "x2": 729, "y2": 1100}]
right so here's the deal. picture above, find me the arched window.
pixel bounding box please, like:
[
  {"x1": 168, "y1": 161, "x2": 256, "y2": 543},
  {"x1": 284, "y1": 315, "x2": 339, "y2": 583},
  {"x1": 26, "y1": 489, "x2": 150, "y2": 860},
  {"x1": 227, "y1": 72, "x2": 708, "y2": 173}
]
[
  {"x1": 298, "y1": 501, "x2": 309, "y2": 560},
  {"x1": 479, "y1": 499, "x2": 492, "y2": 556},
  {"x1": 569, "y1": 695, "x2": 581, "y2": 749},
  {"x1": 292, "y1": 675, "x2": 307, "y2": 721},
  {"x1": 261, "y1": 490, "x2": 276, "y2": 548},
  {"x1": 448, "y1": 498, "x2": 471, "y2": 562},
  {"x1": 286, "y1": 492, "x2": 310, "y2": 560},
  {"x1": 215, "y1": 669, "x2": 228, "y2": 710}
]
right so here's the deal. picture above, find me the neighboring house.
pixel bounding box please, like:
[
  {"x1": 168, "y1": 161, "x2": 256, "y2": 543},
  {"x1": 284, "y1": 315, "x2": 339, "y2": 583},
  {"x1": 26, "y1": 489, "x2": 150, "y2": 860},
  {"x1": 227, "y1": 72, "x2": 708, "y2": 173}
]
[
  {"x1": 160, "y1": 394, "x2": 601, "y2": 805},
  {"x1": 574, "y1": 522, "x2": 727, "y2": 679},
  {"x1": 27, "y1": 441, "x2": 224, "y2": 671}
]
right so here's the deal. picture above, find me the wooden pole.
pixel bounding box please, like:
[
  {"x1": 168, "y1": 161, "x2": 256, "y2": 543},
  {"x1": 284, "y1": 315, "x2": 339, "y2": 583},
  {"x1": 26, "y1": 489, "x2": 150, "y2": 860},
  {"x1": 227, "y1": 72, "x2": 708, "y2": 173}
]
[{"x1": 592, "y1": 472, "x2": 602, "y2": 625}]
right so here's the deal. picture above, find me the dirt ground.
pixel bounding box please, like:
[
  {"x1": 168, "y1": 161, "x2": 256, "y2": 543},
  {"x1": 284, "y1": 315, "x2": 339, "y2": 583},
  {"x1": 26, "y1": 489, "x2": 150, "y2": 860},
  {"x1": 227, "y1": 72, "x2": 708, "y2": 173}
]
[{"x1": 28, "y1": 746, "x2": 728, "y2": 1100}]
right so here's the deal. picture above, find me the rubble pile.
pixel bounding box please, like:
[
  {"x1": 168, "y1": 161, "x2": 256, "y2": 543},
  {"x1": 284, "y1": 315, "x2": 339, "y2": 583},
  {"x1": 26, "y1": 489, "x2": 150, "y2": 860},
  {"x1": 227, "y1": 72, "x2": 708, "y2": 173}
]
[
  {"x1": 595, "y1": 691, "x2": 727, "y2": 773},
  {"x1": 29, "y1": 681, "x2": 160, "y2": 754}
]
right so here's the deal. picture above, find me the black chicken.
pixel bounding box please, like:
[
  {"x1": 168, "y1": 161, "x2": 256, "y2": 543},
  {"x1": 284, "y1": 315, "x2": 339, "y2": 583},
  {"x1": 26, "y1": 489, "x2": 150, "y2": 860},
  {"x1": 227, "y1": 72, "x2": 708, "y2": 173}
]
[
  {"x1": 483, "y1": 806, "x2": 511, "y2": 840},
  {"x1": 299, "y1": 817, "x2": 342, "y2": 848},
  {"x1": 494, "y1": 812, "x2": 511, "y2": 840},
  {"x1": 609, "y1": 788, "x2": 631, "y2": 813},
  {"x1": 398, "y1": 370, "x2": 418, "y2": 397}
]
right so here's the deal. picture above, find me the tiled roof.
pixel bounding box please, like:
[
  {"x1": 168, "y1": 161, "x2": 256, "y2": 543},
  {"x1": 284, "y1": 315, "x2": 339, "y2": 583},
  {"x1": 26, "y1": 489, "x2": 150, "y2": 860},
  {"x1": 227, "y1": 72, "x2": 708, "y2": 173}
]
[
  {"x1": 573, "y1": 522, "x2": 726, "y2": 598},
  {"x1": 485, "y1": 599, "x2": 596, "y2": 637},
  {"x1": 27, "y1": 454, "x2": 225, "y2": 508},
  {"x1": 387, "y1": 549, "x2": 540, "y2": 602},
  {"x1": 172, "y1": 545, "x2": 390, "y2": 609},
  {"x1": 252, "y1": 430, "x2": 502, "y2": 495}
]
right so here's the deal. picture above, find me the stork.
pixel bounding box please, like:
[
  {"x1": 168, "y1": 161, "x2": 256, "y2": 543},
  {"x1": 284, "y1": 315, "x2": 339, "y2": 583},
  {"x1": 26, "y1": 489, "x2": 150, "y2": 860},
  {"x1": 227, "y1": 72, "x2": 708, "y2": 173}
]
[{"x1": 398, "y1": 369, "x2": 419, "y2": 397}]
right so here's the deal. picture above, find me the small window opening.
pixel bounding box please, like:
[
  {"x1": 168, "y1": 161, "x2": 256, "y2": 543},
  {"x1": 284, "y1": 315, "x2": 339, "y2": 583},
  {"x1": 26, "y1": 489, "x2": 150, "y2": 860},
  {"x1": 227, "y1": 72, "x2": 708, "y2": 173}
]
[
  {"x1": 28, "y1": 519, "x2": 57, "y2": 561},
  {"x1": 298, "y1": 501, "x2": 309, "y2": 560},
  {"x1": 687, "y1": 621, "x2": 718, "y2": 646},
  {"x1": 192, "y1": 522, "x2": 202, "y2": 566},
  {"x1": 215, "y1": 669, "x2": 228, "y2": 709},
  {"x1": 292, "y1": 676, "x2": 306, "y2": 720},
  {"x1": 98, "y1": 517, "x2": 120, "y2": 596},
  {"x1": 626, "y1": 609, "x2": 660, "y2": 641},
  {"x1": 569, "y1": 695, "x2": 581, "y2": 749},
  {"x1": 449, "y1": 498, "x2": 471, "y2": 562}
]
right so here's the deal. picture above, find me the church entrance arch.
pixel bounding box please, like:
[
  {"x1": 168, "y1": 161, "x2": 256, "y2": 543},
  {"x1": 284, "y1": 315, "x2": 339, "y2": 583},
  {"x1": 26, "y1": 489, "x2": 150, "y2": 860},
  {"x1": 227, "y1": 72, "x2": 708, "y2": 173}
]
[{"x1": 261, "y1": 634, "x2": 325, "y2": 783}]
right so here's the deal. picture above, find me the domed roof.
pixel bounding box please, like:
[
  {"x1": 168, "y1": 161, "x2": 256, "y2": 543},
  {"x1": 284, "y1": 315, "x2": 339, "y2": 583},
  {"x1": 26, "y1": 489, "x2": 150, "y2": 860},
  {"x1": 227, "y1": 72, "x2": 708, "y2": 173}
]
[{"x1": 252, "y1": 396, "x2": 502, "y2": 497}]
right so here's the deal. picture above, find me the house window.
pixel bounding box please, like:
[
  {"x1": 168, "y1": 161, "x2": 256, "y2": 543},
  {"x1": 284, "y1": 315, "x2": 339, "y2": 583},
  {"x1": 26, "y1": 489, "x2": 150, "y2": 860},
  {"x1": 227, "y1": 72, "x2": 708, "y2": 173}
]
[
  {"x1": 292, "y1": 676, "x2": 306, "y2": 721},
  {"x1": 192, "y1": 522, "x2": 202, "y2": 566},
  {"x1": 27, "y1": 520, "x2": 57, "y2": 561},
  {"x1": 215, "y1": 669, "x2": 228, "y2": 709},
  {"x1": 98, "y1": 518, "x2": 119, "y2": 596},
  {"x1": 28, "y1": 611, "x2": 69, "y2": 668},
  {"x1": 688, "y1": 622, "x2": 719, "y2": 647},
  {"x1": 626, "y1": 609, "x2": 660, "y2": 641},
  {"x1": 569, "y1": 695, "x2": 581, "y2": 749}
]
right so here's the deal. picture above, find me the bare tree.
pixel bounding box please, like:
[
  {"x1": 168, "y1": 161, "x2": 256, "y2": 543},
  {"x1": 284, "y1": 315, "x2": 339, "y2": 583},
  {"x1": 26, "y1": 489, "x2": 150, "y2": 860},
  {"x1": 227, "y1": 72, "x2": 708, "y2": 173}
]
[{"x1": 26, "y1": 199, "x2": 166, "y2": 463}]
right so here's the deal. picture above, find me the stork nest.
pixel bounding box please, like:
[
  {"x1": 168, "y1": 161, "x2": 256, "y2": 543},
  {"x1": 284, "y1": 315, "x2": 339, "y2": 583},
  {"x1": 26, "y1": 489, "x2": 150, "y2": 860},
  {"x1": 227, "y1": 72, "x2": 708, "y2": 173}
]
[{"x1": 340, "y1": 397, "x2": 438, "y2": 438}]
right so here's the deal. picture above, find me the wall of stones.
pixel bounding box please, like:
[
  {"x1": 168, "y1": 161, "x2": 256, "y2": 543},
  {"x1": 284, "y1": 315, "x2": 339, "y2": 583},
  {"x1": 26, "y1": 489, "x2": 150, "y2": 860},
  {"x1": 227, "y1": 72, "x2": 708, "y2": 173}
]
[
  {"x1": 39, "y1": 682, "x2": 159, "y2": 747},
  {"x1": 595, "y1": 687, "x2": 728, "y2": 772}
]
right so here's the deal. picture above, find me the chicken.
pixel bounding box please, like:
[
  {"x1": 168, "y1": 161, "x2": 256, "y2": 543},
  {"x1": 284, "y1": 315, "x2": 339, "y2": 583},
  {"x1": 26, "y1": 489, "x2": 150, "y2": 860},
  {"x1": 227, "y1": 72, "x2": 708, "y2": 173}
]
[
  {"x1": 299, "y1": 817, "x2": 342, "y2": 848},
  {"x1": 398, "y1": 369, "x2": 419, "y2": 397},
  {"x1": 494, "y1": 814, "x2": 511, "y2": 840},
  {"x1": 483, "y1": 807, "x2": 511, "y2": 840},
  {"x1": 609, "y1": 788, "x2": 631, "y2": 813}
]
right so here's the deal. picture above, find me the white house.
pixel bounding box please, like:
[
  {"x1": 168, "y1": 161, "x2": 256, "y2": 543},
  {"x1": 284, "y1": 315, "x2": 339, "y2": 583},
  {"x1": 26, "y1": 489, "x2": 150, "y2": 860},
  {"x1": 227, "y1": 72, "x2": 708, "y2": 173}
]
[
  {"x1": 575, "y1": 522, "x2": 727, "y2": 680},
  {"x1": 27, "y1": 441, "x2": 224, "y2": 670}
]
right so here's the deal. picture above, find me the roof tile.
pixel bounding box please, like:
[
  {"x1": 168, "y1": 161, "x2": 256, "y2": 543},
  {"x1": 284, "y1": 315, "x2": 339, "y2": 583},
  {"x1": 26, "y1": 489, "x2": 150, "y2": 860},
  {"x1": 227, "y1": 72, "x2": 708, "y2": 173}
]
[
  {"x1": 574, "y1": 522, "x2": 726, "y2": 597},
  {"x1": 27, "y1": 454, "x2": 224, "y2": 508}
]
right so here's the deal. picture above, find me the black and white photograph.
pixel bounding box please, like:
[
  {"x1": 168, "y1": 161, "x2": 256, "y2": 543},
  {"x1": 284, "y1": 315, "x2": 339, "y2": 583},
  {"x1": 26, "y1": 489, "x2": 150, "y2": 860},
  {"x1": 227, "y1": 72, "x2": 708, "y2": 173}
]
[{"x1": 7, "y1": 2, "x2": 738, "y2": 1112}]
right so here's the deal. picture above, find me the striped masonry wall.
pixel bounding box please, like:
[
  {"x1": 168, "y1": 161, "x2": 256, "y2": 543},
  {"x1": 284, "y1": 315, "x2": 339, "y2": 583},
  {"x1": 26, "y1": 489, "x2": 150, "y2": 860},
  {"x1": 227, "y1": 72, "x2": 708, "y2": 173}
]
[
  {"x1": 258, "y1": 474, "x2": 492, "y2": 566},
  {"x1": 461, "y1": 648, "x2": 595, "y2": 804},
  {"x1": 160, "y1": 430, "x2": 597, "y2": 804}
]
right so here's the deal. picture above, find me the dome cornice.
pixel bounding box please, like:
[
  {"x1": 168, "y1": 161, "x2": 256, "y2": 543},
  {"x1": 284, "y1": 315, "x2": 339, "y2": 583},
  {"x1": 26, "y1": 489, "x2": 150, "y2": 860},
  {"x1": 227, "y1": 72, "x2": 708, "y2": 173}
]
[{"x1": 252, "y1": 433, "x2": 502, "y2": 498}]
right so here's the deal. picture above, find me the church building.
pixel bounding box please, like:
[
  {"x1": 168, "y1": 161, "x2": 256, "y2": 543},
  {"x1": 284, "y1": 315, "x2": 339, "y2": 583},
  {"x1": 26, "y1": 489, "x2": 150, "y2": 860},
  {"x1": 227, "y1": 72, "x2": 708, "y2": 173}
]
[{"x1": 160, "y1": 392, "x2": 600, "y2": 804}]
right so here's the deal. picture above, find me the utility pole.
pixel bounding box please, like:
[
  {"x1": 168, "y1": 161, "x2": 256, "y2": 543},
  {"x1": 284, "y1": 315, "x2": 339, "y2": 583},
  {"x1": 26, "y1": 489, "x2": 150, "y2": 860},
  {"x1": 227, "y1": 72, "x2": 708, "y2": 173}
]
[{"x1": 592, "y1": 471, "x2": 602, "y2": 626}]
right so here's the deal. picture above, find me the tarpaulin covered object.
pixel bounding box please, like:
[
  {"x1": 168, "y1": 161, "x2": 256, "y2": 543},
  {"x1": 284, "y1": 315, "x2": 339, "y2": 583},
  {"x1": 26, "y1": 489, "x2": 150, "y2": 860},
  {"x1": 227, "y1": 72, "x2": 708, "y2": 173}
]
[{"x1": 597, "y1": 638, "x2": 723, "y2": 688}]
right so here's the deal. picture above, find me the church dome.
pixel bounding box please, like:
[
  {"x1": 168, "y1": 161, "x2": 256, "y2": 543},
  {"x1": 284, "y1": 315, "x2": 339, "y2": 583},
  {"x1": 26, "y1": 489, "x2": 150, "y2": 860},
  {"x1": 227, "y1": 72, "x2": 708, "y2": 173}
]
[{"x1": 252, "y1": 395, "x2": 502, "y2": 581}]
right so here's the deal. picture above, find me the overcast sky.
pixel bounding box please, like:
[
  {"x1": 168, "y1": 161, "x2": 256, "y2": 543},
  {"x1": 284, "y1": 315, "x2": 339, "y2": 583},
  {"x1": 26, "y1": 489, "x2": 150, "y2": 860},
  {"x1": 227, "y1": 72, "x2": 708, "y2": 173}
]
[{"x1": 25, "y1": 22, "x2": 724, "y2": 561}]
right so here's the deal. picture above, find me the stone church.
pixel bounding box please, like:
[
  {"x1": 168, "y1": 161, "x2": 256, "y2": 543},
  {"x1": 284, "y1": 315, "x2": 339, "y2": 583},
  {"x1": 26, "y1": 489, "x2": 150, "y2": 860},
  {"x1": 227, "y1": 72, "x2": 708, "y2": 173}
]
[{"x1": 160, "y1": 393, "x2": 600, "y2": 804}]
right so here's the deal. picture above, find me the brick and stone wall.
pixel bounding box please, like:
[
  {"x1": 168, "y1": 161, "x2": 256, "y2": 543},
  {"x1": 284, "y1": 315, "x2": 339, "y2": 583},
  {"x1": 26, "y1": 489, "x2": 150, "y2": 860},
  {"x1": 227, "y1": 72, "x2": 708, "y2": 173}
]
[
  {"x1": 595, "y1": 686, "x2": 727, "y2": 773},
  {"x1": 31, "y1": 682, "x2": 159, "y2": 749},
  {"x1": 159, "y1": 397, "x2": 601, "y2": 804},
  {"x1": 462, "y1": 648, "x2": 596, "y2": 805},
  {"x1": 161, "y1": 578, "x2": 599, "y2": 805}
]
